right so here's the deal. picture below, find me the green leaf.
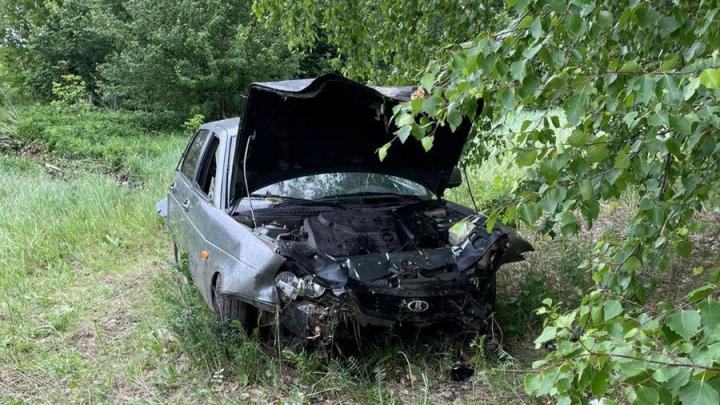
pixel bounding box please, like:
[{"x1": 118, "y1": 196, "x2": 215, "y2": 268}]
[
  {"x1": 634, "y1": 386, "x2": 660, "y2": 405},
  {"x1": 565, "y1": 11, "x2": 582, "y2": 34},
  {"x1": 580, "y1": 179, "x2": 593, "y2": 200},
  {"x1": 597, "y1": 10, "x2": 613, "y2": 28},
  {"x1": 486, "y1": 209, "x2": 500, "y2": 232},
  {"x1": 620, "y1": 60, "x2": 641, "y2": 73},
  {"x1": 516, "y1": 149, "x2": 538, "y2": 167},
  {"x1": 377, "y1": 142, "x2": 391, "y2": 161},
  {"x1": 658, "y1": 16, "x2": 679, "y2": 37},
  {"x1": 699, "y1": 69, "x2": 720, "y2": 89},
  {"x1": 530, "y1": 17, "x2": 542, "y2": 38},
  {"x1": 603, "y1": 299, "x2": 623, "y2": 320},
  {"x1": 550, "y1": 115, "x2": 560, "y2": 128},
  {"x1": 510, "y1": 60, "x2": 526, "y2": 81},
  {"x1": 586, "y1": 144, "x2": 609, "y2": 163},
  {"x1": 420, "y1": 73, "x2": 435, "y2": 91},
  {"x1": 665, "y1": 138, "x2": 682, "y2": 157},
  {"x1": 684, "y1": 78, "x2": 701, "y2": 100},
  {"x1": 636, "y1": 76, "x2": 657, "y2": 105},
  {"x1": 567, "y1": 129, "x2": 588, "y2": 147},
  {"x1": 421, "y1": 136, "x2": 434, "y2": 152},
  {"x1": 678, "y1": 381, "x2": 719, "y2": 405},
  {"x1": 614, "y1": 150, "x2": 631, "y2": 169},
  {"x1": 395, "y1": 126, "x2": 411, "y2": 143},
  {"x1": 534, "y1": 326, "x2": 557, "y2": 346},
  {"x1": 447, "y1": 110, "x2": 462, "y2": 132},
  {"x1": 621, "y1": 256, "x2": 642, "y2": 273},
  {"x1": 667, "y1": 310, "x2": 701, "y2": 339},
  {"x1": 499, "y1": 88, "x2": 514, "y2": 110},
  {"x1": 686, "y1": 284, "x2": 716, "y2": 302},
  {"x1": 396, "y1": 113, "x2": 415, "y2": 127},
  {"x1": 669, "y1": 115, "x2": 692, "y2": 136},
  {"x1": 519, "y1": 202, "x2": 541, "y2": 223},
  {"x1": 563, "y1": 92, "x2": 587, "y2": 126},
  {"x1": 591, "y1": 366, "x2": 610, "y2": 397},
  {"x1": 660, "y1": 54, "x2": 680, "y2": 71}
]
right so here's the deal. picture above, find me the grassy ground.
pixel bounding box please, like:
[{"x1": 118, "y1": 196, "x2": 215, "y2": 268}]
[{"x1": 0, "y1": 105, "x2": 609, "y2": 403}]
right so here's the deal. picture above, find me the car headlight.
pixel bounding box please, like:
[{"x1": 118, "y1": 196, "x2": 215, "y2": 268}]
[
  {"x1": 275, "y1": 271, "x2": 301, "y2": 302},
  {"x1": 275, "y1": 272, "x2": 326, "y2": 302},
  {"x1": 301, "y1": 275, "x2": 326, "y2": 299}
]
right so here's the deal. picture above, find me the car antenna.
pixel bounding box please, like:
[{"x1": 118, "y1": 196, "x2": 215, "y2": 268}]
[
  {"x1": 243, "y1": 131, "x2": 257, "y2": 228},
  {"x1": 462, "y1": 165, "x2": 479, "y2": 214}
]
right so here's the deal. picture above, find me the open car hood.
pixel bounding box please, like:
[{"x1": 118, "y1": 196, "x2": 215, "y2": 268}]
[{"x1": 233, "y1": 73, "x2": 477, "y2": 200}]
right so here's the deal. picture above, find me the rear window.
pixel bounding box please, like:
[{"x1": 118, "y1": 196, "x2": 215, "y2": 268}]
[{"x1": 180, "y1": 129, "x2": 210, "y2": 179}]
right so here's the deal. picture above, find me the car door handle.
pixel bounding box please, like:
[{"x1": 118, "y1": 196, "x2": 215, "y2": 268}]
[
  {"x1": 168, "y1": 182, "x2": 176, "y2": 193},
  {"x1": 181, "y1": 199, "x2": 190, "y2": 211}
]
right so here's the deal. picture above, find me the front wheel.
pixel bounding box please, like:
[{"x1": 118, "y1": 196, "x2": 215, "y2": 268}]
[{"x1": 212, "y1": 273, "x2": 257, "y2": 331}]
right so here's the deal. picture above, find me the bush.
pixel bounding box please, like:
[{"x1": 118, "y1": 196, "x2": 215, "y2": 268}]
[{"x1": 10, "y1": 105, "x2": 185, "y2": 171}]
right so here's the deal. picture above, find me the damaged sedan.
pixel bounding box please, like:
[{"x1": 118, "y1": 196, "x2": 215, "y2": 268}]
[{"x1": 157, "y1": 73, "x2": 533, "y2": 343}]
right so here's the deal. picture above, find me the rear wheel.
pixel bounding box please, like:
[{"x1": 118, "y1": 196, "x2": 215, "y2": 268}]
[{"x1": 212, "y1": 273, "x2": 257, "y2": 330}]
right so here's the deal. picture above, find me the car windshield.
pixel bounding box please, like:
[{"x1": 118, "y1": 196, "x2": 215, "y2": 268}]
[{"x1": 252, "y1": 172, "x2": 432, "y2": 200}]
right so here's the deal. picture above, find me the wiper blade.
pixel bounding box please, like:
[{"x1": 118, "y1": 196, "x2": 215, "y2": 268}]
[
  {"x1": 320, "y1": 192, "x2": 421, "y2": 200},
  {"x1": 249, "y1": 194, "x2": 346, "y2": 208}
]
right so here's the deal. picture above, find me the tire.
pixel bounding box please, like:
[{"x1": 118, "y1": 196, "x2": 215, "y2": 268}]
[{"x1": 212, "y1": 273, "x2": 256, "y2": 330}]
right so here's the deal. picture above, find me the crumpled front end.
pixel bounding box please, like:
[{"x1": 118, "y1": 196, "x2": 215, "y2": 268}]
[{"x1": 245, "y1": 200, "x2": 531, "y2": 343}]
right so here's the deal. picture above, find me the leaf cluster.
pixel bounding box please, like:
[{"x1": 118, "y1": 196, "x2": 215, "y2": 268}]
[{"x1": 258, "y1": 0, "x2": 720, "y2": 402}]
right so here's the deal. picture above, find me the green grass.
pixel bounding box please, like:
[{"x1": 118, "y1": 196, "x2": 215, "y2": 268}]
[
  {"x1": 0, "y1": 153, "x2": 532, "y2": 403},
  {"x1": 3, "y1": 106, "x2": 586, "y2": 403}
]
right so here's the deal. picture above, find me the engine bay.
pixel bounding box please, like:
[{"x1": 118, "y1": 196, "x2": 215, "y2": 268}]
[
  {"x1": 233, "y1": 197, "x2": 524, "y2": 288},
  {"x1": 231, "y1": 196, "x2": 533, "y2": 339},
  {"x1": 237, "y1": 199, "x2": 466, "y2": 256}
]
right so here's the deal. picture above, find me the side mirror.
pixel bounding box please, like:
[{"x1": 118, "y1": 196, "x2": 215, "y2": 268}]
[{"x1": 447, "y1": 166, "x2": 463, "y2": 188}]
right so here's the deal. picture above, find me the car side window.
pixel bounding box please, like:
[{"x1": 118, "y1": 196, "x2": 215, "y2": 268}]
[
  {"x1": 180, "y1": 129, "x2": 210, "y2": 179},
  {"x1": 196, "y1": 135, "x2": 220, "y2": 198}
]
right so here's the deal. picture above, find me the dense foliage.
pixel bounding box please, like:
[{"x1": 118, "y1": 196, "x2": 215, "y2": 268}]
[
  {"x1": 1, "y1": 0, "x2": 325, "y2": 119},
  {"x1": 256, "y1": 0, "x2": 720, "y2": 403},
  {"x1": 97, "y1": 0, "x2": 298, "y2": 116},
  {"x1": 1, "y1": 0, "x2": 117, "y2": 99}
]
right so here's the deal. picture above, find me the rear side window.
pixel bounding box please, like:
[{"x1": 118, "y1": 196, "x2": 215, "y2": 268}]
[{"x1": 181, "y1": 129, "x2": 210, "y2": 179}]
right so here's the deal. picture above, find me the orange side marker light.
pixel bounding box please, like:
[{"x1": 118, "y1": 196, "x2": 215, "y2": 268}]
[{"x1": 200, "y1": 250, "x2": 210, "y2": 260}]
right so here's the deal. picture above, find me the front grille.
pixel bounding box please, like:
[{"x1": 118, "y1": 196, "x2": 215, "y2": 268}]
[{"x1": 350, "y1": 289, "x2": 467, "y2": 322}]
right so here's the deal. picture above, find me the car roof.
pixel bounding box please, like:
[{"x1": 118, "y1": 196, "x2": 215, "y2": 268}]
[{"x1": 199, "y1": 117, "x2": 240, "y2": 138}]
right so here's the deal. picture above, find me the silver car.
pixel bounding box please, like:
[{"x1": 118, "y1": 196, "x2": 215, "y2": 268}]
[{"x1": 158, "y1": 73, "x2": 532, "y2": 343}]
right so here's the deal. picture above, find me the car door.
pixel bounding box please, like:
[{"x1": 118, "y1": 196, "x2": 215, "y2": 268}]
[
  {"x1": 167, "y1": 129, "x2": 211, "y2": 274},
  {"x1": 184, "y1": 128, "x2": 250, "y2": 304}
]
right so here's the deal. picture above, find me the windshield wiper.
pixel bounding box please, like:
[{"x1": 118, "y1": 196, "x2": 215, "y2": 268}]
[
  {"x1": 319, "y1": 192, "x2": 423, "y2": 200},
  {"x1": 249, "y1": 194, "x2": 346, "y2": 208}
]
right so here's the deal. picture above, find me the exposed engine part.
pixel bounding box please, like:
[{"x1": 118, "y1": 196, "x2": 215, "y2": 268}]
[
  {"x1": 301, "y1": 201, "x2": 457, "y2": 256},
  {"x1": 264, "y1": 199, "x2": 530, "y2": 341},
  {"x1": 256, "y1": 222, "x2": 289, "y2": 239},
  {"x1": 280, "y1": 300, "x2": 329, "y2": 341},
  {"x1": 303, "y1": 209, "x2": 401, "y2": 255}
]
